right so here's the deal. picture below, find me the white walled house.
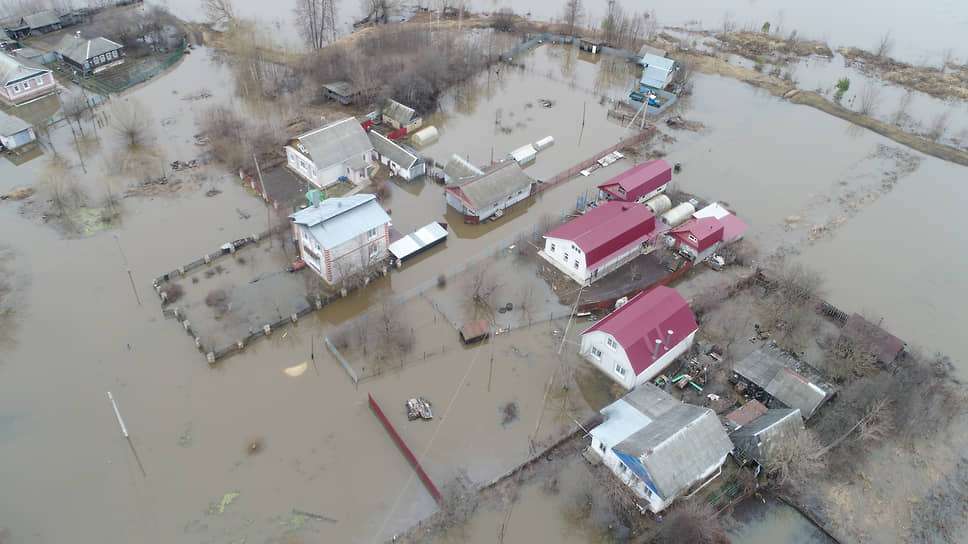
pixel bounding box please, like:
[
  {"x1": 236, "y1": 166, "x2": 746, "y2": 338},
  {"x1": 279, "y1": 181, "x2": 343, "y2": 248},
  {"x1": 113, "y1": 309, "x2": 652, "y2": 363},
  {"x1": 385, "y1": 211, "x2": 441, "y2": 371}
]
[
  {"x1": 541, "y1": 201, "x2": 667, "y2": 285},
  {"x1": 589, "y1": 384, "x2": 734, "y2": 513},
  {"x1": 368, "y1": 130, "x2": 425, "y2": 180},
  {"x1": 0, "y1": 110, "x2": 35, "y2": 150},
  {"x1": 289, "y1": 194, "x2": 391, "y2": 285},
  {"x1": 285, "y1": 118, "x2": 375, "y2": 189},
  {"x1": 580, "y1": 286, "x2": 698, "y2": 390},
  {"x1": 444, "y1": 161, "x2": 534, "y2": 223}
]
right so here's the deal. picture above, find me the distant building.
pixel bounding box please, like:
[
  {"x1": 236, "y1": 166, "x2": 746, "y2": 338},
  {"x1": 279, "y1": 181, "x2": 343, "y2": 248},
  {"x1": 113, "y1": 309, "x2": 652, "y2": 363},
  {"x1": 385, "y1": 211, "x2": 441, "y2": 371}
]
[
  {"x1": 730, "y1": 408, "x2": 804, "y2": 470},
  {"x1": 284, "y1": 118, "x2": 375, "y2": 189},
  {"x1": 321, "y1": 81, "x2": 358, "y2": 105},
  {"x1": 442, "y1": 154, "x2": 483, "y2": 184},
  {"x1": 665, "y1": 203, "x2": 748, "y2": 263},
  {"x1": 0, "y1": 109, "x2": 35, "y2": 150},
  {"x1": 0, "y1": 53, "x2": 56, "y2": 106},
  {"x1": 597, "y1": 160, "x2": 671, "y2": 203},
  {"x1": 57, "y1": 33, "x2": 124, "y2": 75},
  {"x1": 368, "y1": 130, "x2": 425, "y2": 180},
  {"x1": 541, "y1": 201, "x2": 667, "y2": 285},
  {"x1": 21, "y1": 10, "x2": 62, "y2": 36},
  {"x1": 382, "y1": 99, "x2": 422, "y2": 132},
  {"x1": 636, "y1": 44, "x2": 669, "y2": 64},
  {"x1": 639, "y1": 53, "x2": 680, "y2": 91},
  {"x1": 589, "y1": 384, "x2": 734, "y2": 512},
  {"x1": 724, "y1": 399, "x2": 768, "y2": 431},
  {"x1": 732, "y1": 342, "x2": 836, "y2": 420},
  {"x1": 289, "y1": 194, "x2": 391, "y2": 285},
  {"x1": 837, "y1": 313, "x2": 906, "y2": 365},
  {"x1": 580, "y1": 286, "x2": 698, "y2": 389},
  {"x1": 444, "y1": 161, "x2": 534, "y2": 223},
  {"x1": 578, "y1": 38, "x2": 601, "y2": 54}
]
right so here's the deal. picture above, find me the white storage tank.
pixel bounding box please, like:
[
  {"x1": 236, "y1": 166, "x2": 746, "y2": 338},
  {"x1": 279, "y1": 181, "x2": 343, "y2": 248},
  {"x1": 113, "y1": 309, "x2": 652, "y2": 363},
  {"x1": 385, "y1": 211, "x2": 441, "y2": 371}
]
[
  {"x1": 534, "y1": 135, "x2": 555, "y2": 150},
  {"x1": 509, "y1": 144, "x2": 537, "y2": 165},
  {"x1": 411, "y1": 126, "x2": 439, "y2": 147},
  {"x1": 643, "y1": 194, "x2": 672, "y2": 215},
  {"x1": 660, "y1": 202, "x2": 696, "y2": 227}
]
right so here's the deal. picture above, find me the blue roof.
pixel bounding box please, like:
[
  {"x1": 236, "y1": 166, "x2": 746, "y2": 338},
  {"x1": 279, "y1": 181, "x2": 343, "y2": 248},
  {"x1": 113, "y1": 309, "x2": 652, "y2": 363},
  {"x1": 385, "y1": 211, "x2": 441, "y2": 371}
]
[{"x1": 290, "y1": 194, "x2": 390, "y2": 250}]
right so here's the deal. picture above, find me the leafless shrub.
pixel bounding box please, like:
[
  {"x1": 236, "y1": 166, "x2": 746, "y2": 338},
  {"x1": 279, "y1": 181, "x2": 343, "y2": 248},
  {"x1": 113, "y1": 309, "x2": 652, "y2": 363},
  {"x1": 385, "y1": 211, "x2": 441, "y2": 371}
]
[
  {"x1": 928, "y1": 109, "x2": 950, "y2": 141},
  {"x1": 766, "y1": 429, "x2": 825, "y2": 490},
  {"x1": 109, "y1": 99, "x2": 153, "y2": 152},
  {"x1": 891, "y1": 90, "x2": 913, "y2": 126},
  {"x1": 373, "y1": 180, "x2": 391, "y2": 201},
  {"x1": 360, "y1": 0, "x2": 395, "y2": 26},
  {"x1": 161, "y1": 283, "x2": 185, "y2": 303},
  {"x1": 204, "y1": 0, "x2": 236, "y2": 27},
  {"x1": 205, "y1": 288, "x2": 229, "y2": 312},
  {"x1": 652, "y1": 499, "x2": 730, "y2": 544},
  {"x1": 371, "y1": 299, "x2": 413, "y2": 364},
  {"x1": 467, "y1": 262, "x2": 501, "y2": 310},
  {"x1": 561, "y1": 0, "x2": 584, "y2": 37},
  {"x1": 857, "y1": 84, "x2": 881, "y2": 116},
  {"x1": 295, "y1": 0, "x2": 337, "y2": 49},
  {"x1": 245, "y1": 435, "x2": 265, "y2": 455},
  {"x1": 721, "y1": 11, "x2": 737, "y2": 34},
  {"x1": 874, "y1": 30, "x2": 893, "y2": 58},
  {"x1": 437, "y1": 274, "x2": 447, "y2": 287},
  {"x1": 197, "y1": 105, "x2": 285, "y2": 172},
  {"x1": 491, "y1": 8, "x2": 516, "y2": 33}
]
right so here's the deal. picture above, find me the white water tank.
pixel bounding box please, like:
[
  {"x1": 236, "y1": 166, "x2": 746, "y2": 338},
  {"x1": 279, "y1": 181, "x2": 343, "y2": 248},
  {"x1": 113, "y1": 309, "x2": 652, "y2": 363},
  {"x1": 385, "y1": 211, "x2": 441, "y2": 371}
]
[
  {"x1": 660, "y1": 202, "x2": 696, "y2": 227},
  {"x1": 644, "y1": 194, "x2": 672, "y2": 216},
  {"x1": 411, "y1": 126, "x2": 439, "y2": 147}
]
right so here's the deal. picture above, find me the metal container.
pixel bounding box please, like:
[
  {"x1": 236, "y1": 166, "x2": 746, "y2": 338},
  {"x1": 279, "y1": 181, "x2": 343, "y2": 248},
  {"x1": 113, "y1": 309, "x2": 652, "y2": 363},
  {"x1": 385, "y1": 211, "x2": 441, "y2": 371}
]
[
  {"x1": 660, "y1": 202, "x2": 696, "y2": 227},
  {"x1": 644, "y1": 194, "x2": 672, "y2": 215}
]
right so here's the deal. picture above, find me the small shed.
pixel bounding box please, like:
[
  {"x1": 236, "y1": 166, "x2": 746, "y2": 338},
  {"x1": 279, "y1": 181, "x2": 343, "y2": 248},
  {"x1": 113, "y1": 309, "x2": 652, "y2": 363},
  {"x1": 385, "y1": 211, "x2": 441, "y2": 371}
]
[
  {"x1": 579, "y1": 38, "x2": 601, "y2": 54},
  {"x1": 508, "y1": 144, "x2": 537, "y2": 165},
  {"x1": 0, "y1": 110, "x2": 35, "y2": 151},
  {"x1": 534, "y1": 135, "x2": 555, "y2": 150},
  {"x1": 382, "y1": 99, "x2": 422, "y2": 131},
  {"x1": 322, "y1": 81, "x2": 357, "y2": 105},
  {"x1": 460, "y1": 319, "x2": 489, "y2": 344}
]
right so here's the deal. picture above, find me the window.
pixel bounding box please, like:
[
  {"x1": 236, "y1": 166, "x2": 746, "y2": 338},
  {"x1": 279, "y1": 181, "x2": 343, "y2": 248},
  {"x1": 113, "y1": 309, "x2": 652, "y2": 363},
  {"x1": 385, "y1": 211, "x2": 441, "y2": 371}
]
[
  {"x1": 99, "y1": 54, "x2": 106, "y2": 63},
  {"x1": 563, "y1": 252, "x2": 569, "y2": 262},
  {"x1": 606, "y1": 337, "x2": 617, "y2": 349},
  {"x1": 367, "y1": 227, "x2": 378, "y2": 239},
  {"x1": 615, "y1": 364, "x2": 627, "y2": 376},
  {"x1": 12, "y1": 84, "x2": 19, "y2": 92},
  {"x1": 550, "y1": 243, "x2": 556, "y2": 252},
  {"x1": 22, "y1": 80, "x2": 29, "y2": 89},
  {"x1": 598, "y1": 441, "x2": 606, "y2": 453},
  {"x1": 35, "y1": 76, "x2": 43, "y2": 85},
  {"x1": 369, "y1": 244, "x2": 379, "y2": 257},
  {"x1": 573, "y1": 260, "x2": 579, "y2": 269},
  {"x1": 112, "y1": 50, "x2": 118, "y2": 59},
  {"x1": 591, "y1": 347, "x2": 602, "y2": 360},
  {"x1": 619, "y1": 463, "x2": 626, "y2": 473},
  {"x1": 688, "y1": 234, "x2": 698, "y2": 243}
]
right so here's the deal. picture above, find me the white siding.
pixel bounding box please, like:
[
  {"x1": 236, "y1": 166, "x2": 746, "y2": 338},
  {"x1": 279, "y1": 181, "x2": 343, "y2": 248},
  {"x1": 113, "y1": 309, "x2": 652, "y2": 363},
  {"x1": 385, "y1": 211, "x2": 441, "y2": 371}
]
[
  {"x1": 544, "y1": 236, "x2": 590, "y2": 282},
  {"x1": 579, "y1": 329, "x2": 697, "y2": 390},
  {"x1": 631, "y1": 330, "x2": 696, "y2": 387},
  {"x1": 589, "y1": 439, "x2": 666, "y2": 511}
]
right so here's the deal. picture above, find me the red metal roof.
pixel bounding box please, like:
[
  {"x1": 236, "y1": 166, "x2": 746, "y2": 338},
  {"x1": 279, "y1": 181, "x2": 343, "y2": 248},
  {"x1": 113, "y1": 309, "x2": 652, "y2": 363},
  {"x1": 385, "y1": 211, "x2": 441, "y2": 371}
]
[
  {"x1": 726, "y1": 400, "x2": 768, "y2": 427},
  {"x1": 597, "y1": 160, "x2": 671, "y2": 202},
  {"x1": 582, "y1": 286, "x2": 698, "y2": 376},
  {"x1": 545, "y1": 201, "x2": 664, "y2": 270},
  {"x1": 670, "y1": 217, "x2": 724, "y2": 251},
  {"x1": 718, "y1": 214, "x2": 748, "y2": 242}
]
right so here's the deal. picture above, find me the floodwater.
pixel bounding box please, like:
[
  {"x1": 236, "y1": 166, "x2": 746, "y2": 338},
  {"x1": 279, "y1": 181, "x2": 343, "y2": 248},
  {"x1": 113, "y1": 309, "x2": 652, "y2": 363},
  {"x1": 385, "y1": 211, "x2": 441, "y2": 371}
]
[
  {"x1": 3, "y1": 4, "x2": 968, "y2": 544},
  {"x1": 726, "y1": 497, "x2": 834, "y2": 544},
  {"x1": 152, "y1": 0, "x2": 968, "y2": 65}
]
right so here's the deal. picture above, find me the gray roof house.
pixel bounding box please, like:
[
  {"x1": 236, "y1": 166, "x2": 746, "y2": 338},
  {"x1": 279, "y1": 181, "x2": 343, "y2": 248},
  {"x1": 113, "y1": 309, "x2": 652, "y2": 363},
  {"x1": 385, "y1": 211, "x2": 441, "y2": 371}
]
[
  {"x1": 21, "y1": 10, "x2": 62, "y2": 34},
  {"x1": 289, "y1": 194, "x2": 391, "y2": 284},
  {"x1": 733, "y1": 342, "x2": 836, "y2": 420},
  {"x1": 382, "y1": 98, "x2": 421, "y2": 130},
  {"x1": 57, "y1": 34, "x2": 124, "y2": 75},
  {"x1": 0, "y1": 109, "x2": 35, "y2": 150},
  {"x1": 444, "y1": 161, "x2": 535, "y2": 223},
  {"x1": 368, "y1": 130, "x2": 425, "y2": 180},
  {"x1": 589, "y1": 384, "x2": 734, "y2": 513},
  {"x1": 321, "y1": 81, "x2": 357, "y2": 105},
  {"x1": 730, "y1": 408, "x2": 803, "y2": 469},
  {"x1": 0, "y1": 53, "x2": 56, "y2": 106},
  {"x1": 285, "y1": 117, "x2": 375, "y2": 188},
  {"x1": 639, "y1": 53, "x2": 680, "y2": 90}
]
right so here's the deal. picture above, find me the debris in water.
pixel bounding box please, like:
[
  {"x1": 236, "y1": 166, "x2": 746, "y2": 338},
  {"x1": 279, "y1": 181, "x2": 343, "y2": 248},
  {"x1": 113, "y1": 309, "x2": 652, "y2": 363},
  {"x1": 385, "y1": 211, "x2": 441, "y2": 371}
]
[
  {"x1": 211, "y1": 492, "x2": 240, "y2": 514},
  {"x1": 406, "y1": 397, "x2": 434, "y2": 420},
  {"x1": 245, "y1": 436, "x2": 264, "y2": 455},
  {"x1": 178, "y1": 422, "x2": 192, "y2": 447},
  {"x1": 284, "y1": 362, "x2": 308, "y2": 377},
  {"x1": 205, "y1": 189, "x2": 221, "y2": 197},
  {"x1": 501, "y1": 402, "x2": 519, "y2": 426}
]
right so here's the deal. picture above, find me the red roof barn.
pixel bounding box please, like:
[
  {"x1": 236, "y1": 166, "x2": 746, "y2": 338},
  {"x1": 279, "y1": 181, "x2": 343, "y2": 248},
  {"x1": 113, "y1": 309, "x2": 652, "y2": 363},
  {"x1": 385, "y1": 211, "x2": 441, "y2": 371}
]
[
  {"x1": 597, "y1": 160, "x2": 672, "y2": 203},
  {"x1": 542, "y1": 201, "x2": 668, "y2": 284},
  {"x1": 580, "y1": 286, "x2": 699, "y2": 388},
  {"x1": 667, "y1": 205, "x2": 748, "y2": 263}
]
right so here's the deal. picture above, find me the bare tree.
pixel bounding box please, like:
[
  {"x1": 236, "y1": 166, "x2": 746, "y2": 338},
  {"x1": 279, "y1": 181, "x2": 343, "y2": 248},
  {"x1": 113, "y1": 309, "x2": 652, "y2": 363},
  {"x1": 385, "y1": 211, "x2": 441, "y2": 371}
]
[
  {"x1": 928, "y1": 109, "x2": 950, "y2": 141},
  {"x1": 361, "y1": 0, "x2": 397, "y2": 25},
  {"x1": 857, "y1": 84, "x2": 881, "y2": 116},
  {"x1": 940, "y1": 48, "x2": 955, "y2": 72},
  {"x1": 466, "y1": 261, "x2": 501, "y2": 310},
  {"x1": 491, "y1": 8, "x2": 515, "y2": 33},
  {"x1": 109, "y1": 99, "x2": 153, "y2": 151},
  {"x1": 562, "y1": 0, "x2": 583, "y2": 37},
  {"x1": 814, "y1": 397, "x2": 893, "y2": 458},
  {"x1": 766, "y1": 429, "x2": 825, "y2": 490},
  {"x1": 874, "y1": 30, "x2": 893, "y2": 58},
  {"x1": 652, "y1": 499, "x2": 730, "y2": 544},
  {"x1": 294, "y1": 0, "x2": 336, "y2": 50},
  {"x1": 204, "y1": 0, "x2": 236, "y2": 27},
  {"x1": 721, "y1": 11, "x2": 737, "y2": 34}
]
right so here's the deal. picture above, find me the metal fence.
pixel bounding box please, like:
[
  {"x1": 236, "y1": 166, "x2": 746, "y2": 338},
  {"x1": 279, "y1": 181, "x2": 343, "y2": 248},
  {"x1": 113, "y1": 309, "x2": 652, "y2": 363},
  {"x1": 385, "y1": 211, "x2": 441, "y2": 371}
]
[{"x1": 90, "y1": 38, "x2": 187, "y2": 94}]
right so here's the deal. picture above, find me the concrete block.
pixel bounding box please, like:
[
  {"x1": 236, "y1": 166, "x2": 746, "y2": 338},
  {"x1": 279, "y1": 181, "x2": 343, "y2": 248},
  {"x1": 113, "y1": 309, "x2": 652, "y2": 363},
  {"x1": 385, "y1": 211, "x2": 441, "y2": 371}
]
[
  {"x1": 206, "y1": 352, "x2": 215, "y2": 364},
  {"x1": 204, "y1": 254, "x2": 211, "y2": 264},
  {"x1": 182, "y1": 320, "x2": 191, "y2": 331},
  {"x1": 291, "y1": 313, "x2": 298, "y2": 323},
  {"x1": 263, "y1": 324, "x2": 271, "y2": 336},
  {"x1": 194, "y1": 337, "x2": 202, "y2": 348}
]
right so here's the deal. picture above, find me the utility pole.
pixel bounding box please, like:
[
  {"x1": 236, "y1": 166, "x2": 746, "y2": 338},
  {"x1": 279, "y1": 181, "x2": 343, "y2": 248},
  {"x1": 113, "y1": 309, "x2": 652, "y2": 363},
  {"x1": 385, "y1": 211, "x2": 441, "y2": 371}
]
[
  {"x1": 114, "y1": 234, "x2": 141, "y2": 306},
  {"x1": 253, "y1": 154, "x2": 272, "y2": 248}
]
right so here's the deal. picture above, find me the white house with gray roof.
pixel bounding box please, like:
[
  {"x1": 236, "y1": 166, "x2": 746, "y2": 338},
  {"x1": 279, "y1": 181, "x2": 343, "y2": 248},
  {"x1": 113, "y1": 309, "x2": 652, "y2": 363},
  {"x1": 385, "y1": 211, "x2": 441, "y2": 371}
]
[
  {"x1": 285, "y1": 118, "x2": 375, "y2": 189},
  {"x1": 289, "y1": 194, "x2": 391, "y2": 285},
  {"x1": 589, "y1": 384, "x2": 733, "y2": 513},
  {"x1": 443, "y1": 161, "x2": 534, "y2": 223},
  {"x1": 57, "y1": 33, "x2": 124, "y2": 75},
  {"x1": 368, "y1": 130, "x2": 425, "y2": 180},
  {"x1": 0, "y1": 109, "x2": 35, "y2": 150}
]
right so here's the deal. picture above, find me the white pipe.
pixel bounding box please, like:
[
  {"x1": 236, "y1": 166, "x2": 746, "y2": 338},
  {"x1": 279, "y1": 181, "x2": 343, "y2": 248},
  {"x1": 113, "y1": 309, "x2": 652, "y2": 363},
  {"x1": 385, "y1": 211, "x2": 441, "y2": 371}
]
[
  {"x1": 107, "y1": 391, "x2": 129, "y2": 438},
  {"x1": 684, "y1": 464, "x2": 723, "y2": 500}
]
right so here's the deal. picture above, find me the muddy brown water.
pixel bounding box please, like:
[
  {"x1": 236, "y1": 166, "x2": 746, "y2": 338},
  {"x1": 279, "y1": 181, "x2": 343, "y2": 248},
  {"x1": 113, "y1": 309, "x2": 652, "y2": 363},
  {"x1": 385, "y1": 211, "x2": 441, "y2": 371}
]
[{"x1": 2, "y1": 16, "x2": 967, "y2": 544}]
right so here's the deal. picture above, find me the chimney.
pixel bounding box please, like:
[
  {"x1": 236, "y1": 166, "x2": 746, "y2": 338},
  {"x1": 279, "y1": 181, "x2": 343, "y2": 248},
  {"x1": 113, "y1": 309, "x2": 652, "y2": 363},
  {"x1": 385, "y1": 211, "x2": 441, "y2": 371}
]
[
  {"x1": 665, "y1": 329, "x2": 673, "y2": 350},
  {"x1": 652, "y1": 338, "x2": 662, "y2": 359}
]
